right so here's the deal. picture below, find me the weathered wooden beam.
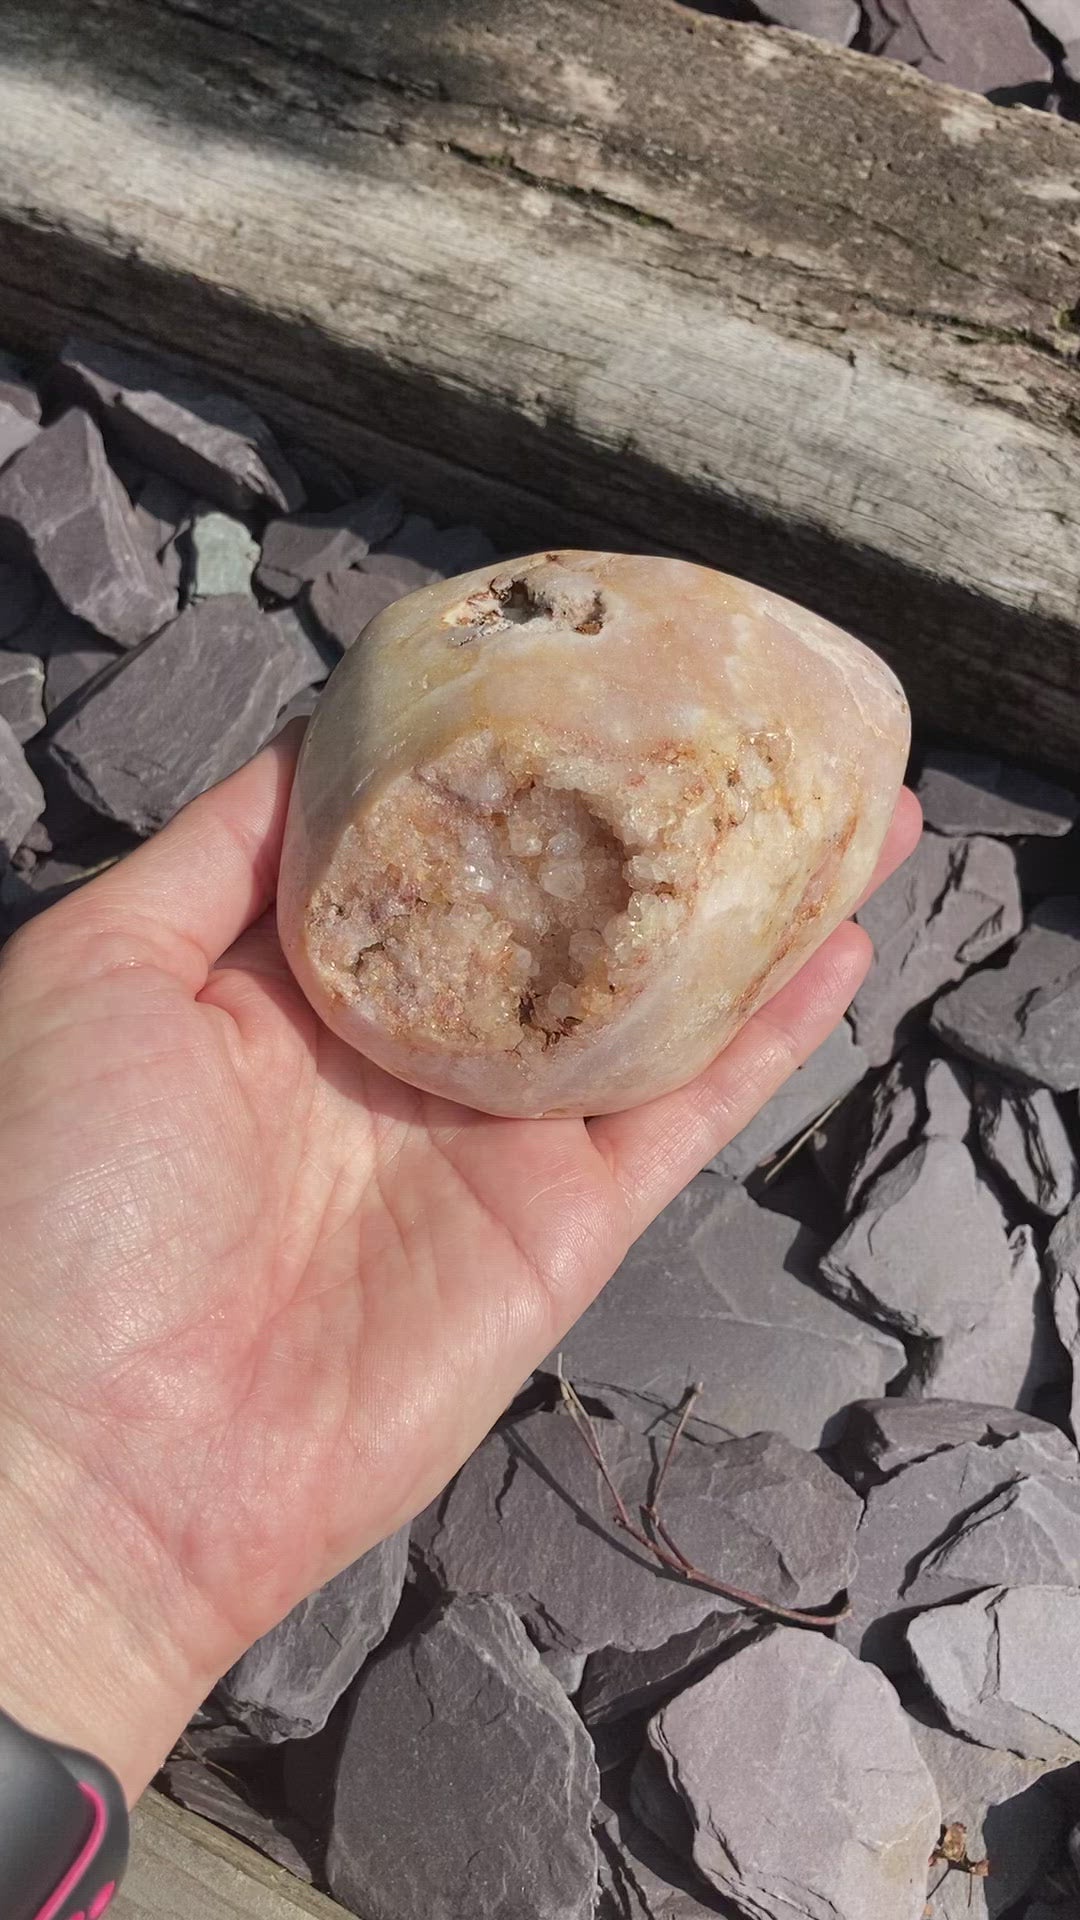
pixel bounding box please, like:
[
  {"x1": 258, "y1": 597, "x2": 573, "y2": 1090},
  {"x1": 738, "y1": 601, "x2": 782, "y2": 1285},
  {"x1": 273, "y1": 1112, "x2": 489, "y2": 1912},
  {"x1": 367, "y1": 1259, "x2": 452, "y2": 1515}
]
[
  {"x1": 2, "y1": 1, "x2": 1080, "y2": 762},
  {"x1": 114, "y1": 1791, "x2": 351, "y2": 1919}
]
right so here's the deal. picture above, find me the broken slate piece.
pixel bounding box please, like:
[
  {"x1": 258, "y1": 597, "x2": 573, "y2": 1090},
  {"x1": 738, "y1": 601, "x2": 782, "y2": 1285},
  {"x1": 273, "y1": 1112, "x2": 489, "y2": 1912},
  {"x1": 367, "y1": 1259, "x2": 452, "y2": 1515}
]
[
  {"x1": 305, "y1": 568, "x2": 410, "y2": 652},
  {"x1": 838, "y1": 1426, "x2": 1080, "y2": 1667},
  {"x1": 44, "y1": 637, "x2": 121, "y2": 717},
  {"x1": 863, "y1": 0, "x2": 1052, "y2": 97},
  {"x1": 707, "y1": 1019, "x2": 867, "y2": 1180},
  {"x1": 161, "y1": 1757, "x2": 314, "y2": 1881},
  {"x1": 0, "y1": 400, "x2": 39, "y2": 473},
  {"x1": 544, "y1": 1176, "x2": 902, "y2": 1449},
  {"x1": 0, "y1": 653, "x2": 44, "y2": 743},
  {"x1": 821, "y1": 1137, "x2": 1016, "y2": 1341},
  {"x1": 976, "y1": 1080, "x2": 1079, "y2": 1219},
  {"x1": 649, "y1": 1629, "x2": 940, "y2": 1920},
  {"x1": 918, "y1": 750, "x2": 1078, "y2": 840},
  {"x1": 256, "y1": 489, "x2": 403, "y2": 599},
  {"x1": 580, "y1": 1613, "x2": 752, "y2": 1729},
  {"x1": 217, "y1": 1528, "x2": 408, "y2": 1742},
  {"x1": 183, "y1": 507, "x2": 259, "y2": 599},
  {"x1": 0, "y1": 716, "x2": 44, "y2": 862},
  {"x1": 43, "y1": 595, "x2": 303, "y2": 834},
  {"x1": 0, "y1": 409, "x2": 176, "y2": 646},
  {"x1": 1047, "y1": 1199, "x2": 1080, "y2": 1442},
  {"x1": 53, "y1": 338, "x2": 304, "y2": 515},
  {"x1": 906, "y1": 1223, "x2": 1065, "y2": 1413},
  {"x1": 932, "y1": 899, "x2": 1080, "y2": 1092},
  {"x1": 833, "y1": 1398, "x2": 1068, "y2": 1490},
  {"x1": 909, "y1": 1587, "x2": 1080, "y2": 1765},
  {"x1": 326, "y1": 1595, "x2": 598, "y2": 1920},
  {"x1": 842, "y1": 1052, "x2": 971, "y2": 1213},
  {"x1": 366, "y1": 512, "x2": 497, "y2": 584},
  {"x1": 416, "y1": 1411, "x2": 859, "y2": 1655},
  {"x1": 756, "y1": 0, "x2": 860, "y2": 44},
  {"x1": 907, "y1": 1711, "x2": 1064, "y2": 1920},
  {"x1": 0, "y1": 353, "x2": 40, "y2": 422},
  {"x1": 852, "y1": 833, "x2": 1022, "y2": 1065}
]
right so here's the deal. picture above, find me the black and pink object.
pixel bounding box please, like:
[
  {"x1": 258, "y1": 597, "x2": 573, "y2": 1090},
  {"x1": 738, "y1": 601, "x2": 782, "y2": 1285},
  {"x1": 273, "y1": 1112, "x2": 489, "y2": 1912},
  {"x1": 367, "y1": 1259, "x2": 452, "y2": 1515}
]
[{"x1": 0, "y1": 1708, "x2": 128, "y2": 1920}]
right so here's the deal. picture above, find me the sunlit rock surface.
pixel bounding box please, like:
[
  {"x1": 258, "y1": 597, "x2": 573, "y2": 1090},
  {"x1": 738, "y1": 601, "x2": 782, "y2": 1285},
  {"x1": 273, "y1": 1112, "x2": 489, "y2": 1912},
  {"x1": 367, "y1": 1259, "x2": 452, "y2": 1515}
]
[{"x1": 277, "y1": 551, "x2": 909, "y2": 1117}]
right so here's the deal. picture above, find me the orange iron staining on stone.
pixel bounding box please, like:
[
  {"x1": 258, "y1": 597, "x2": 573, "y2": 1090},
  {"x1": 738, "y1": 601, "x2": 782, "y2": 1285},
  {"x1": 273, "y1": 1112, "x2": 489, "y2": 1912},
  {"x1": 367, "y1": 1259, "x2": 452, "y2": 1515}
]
[{"x1": 277, "y1": 551, "x2": 909, "y2": 1117}]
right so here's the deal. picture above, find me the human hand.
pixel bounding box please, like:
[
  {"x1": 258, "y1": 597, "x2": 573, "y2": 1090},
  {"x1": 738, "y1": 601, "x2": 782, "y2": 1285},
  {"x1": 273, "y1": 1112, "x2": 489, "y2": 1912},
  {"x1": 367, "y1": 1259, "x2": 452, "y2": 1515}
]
[{"x1": 0, "y1": 723, "x2": 920, "y2": 1800}]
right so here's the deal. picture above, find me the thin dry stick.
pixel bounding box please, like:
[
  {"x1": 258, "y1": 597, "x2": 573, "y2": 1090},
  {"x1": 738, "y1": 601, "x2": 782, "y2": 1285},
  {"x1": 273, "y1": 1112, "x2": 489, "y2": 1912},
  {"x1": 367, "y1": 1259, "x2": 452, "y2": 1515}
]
[
  {"x1": 557, "y1": 1364, "x2": 849, "y2": 1628},
  {"x1": 760, "y1": 1091, "x2": 847, "y2": 1186}
]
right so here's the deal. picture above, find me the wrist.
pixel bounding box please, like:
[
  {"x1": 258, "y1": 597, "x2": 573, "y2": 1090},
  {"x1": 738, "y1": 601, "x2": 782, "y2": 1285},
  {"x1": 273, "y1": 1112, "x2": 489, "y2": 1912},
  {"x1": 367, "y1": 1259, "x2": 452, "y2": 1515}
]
[{"x1": 0, "y1": 1414, "x2": 231, "y2": 1805}]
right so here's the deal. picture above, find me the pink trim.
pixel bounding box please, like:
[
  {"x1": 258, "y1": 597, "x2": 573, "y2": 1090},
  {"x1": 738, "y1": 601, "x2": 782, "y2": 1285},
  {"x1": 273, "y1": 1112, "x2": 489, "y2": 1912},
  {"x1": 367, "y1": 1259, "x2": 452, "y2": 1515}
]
[{"x1": 33, "y1": 1782, "x2": 106, "y2": 1920}]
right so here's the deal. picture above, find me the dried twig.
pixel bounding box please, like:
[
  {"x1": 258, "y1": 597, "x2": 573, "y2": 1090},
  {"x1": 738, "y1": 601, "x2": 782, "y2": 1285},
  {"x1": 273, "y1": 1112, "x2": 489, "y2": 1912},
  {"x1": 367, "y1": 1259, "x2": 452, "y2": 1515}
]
[
  {"x1": 924, "y1": 1824, "x2": 989, "y2": 1915},
  {"x1": 760, "y1": 1091, "x2": 847, "y2": 1185},
  {"x1": 556, "y1": 1362, "x2": 850, "y2": 1629}
]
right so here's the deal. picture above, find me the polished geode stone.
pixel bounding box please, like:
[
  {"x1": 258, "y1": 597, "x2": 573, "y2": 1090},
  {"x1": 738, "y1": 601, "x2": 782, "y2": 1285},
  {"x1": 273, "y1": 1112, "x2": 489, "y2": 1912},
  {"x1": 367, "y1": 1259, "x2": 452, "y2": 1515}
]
[{"x1": 278, "y1": 552, "x2": 909, "y2": 1117}]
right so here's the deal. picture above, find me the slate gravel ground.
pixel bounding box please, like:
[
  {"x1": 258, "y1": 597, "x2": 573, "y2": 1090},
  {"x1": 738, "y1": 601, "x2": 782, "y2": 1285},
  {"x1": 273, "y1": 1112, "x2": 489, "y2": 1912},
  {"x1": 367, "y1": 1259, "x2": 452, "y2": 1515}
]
[{"x1": 3, "y1": 340, "x2": 1080, "y2": 1920}]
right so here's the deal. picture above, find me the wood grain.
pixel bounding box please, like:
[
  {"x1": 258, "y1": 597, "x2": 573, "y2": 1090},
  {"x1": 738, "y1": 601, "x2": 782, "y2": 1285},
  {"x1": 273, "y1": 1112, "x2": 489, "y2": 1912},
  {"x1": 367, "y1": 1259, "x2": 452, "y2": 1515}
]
[
  {"x1": 2, "y1": 1, "x2": 1080, "y2": 760},
  {"x1": 113, "y1": 1791, "x2": 351, "y2": 1920}
]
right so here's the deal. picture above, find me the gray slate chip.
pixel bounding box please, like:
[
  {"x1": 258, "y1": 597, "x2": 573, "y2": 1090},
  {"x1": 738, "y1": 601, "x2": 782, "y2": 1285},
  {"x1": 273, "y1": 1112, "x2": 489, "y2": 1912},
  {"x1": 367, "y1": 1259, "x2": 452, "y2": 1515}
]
[
  {"x1": 821, "y1": 1137, "x2": 1017, "y2": 1342},
  {"x1": 43, "y1": 595, "x2": 307, "y2": 833},
  {"x1": 908, "y1": 1712, "x2": 1065, "y2": 1920},
  {"x1": 326, "y1": 1594, "x2": 598, "y2": 1920},
  {"x1": 256, "y1": 489, "x2": 403, "y2": 599},
  {"x1": 0, "y1": 409, "x2": 176, "y2": 646},
  {"x1": 838, "y1": 1426, "x2": 1080, "y2": 1668},
  {"x1": 305, "y1": 569, "x2": 411, "y2": 652},
  {"x1": 162, "y1": 1757, "x2": 314, "y2": 1881},
  {"x1": 918, "y1": 751, "x2": 1078, "y2": 840},
  {"x1": 976, "y1": 1080, "x2": 1079, "y2": 1219},
  {"x1": 544, "y1": 1175, "x2": 902, "y2": 1450},
  {"x1": 415, "y1": 1409, "x2": 859, "y2": 1655},
  {"x1": 649, "y1": 1628, "x2": 940, "y2": 1920},
  {"x1": 863, "y1": 0, "x2": 1052, "y2": 94},
  {"x1": 852, "y1": 833, "x2": 1022, "y2": 1065},
  {"x1": 0, "y1": 716, "x2": 44, "y2": 862},
  {"x1": 0, "y1": 652, "x2": 44, "y2": 743},
  {"x1": 833, "y1": 1398, "x2": 1068, "y2": 1490},
  {"x1": 756, "y1": 0, "x2": 860, "y2": 43},
  {"x1": 0, "y1": 400, "x2": 39, "y2": 473},
  {"x1": 0, "y1": 564, "x2": 41, "y2": 643},
  {"x1": 184, "y1": 507, "x2": 259, "y2": 599},
  {"x1": 910, "y1": 1587, "x2": 1080, "y2": 1765},
  {"x1": 707, "y1": 1019, "x2": 868, "y2": 1180},
  {"x1": 842, "y1": 1052, "x2": 971, "y2": 1213},
  {"x1": 54, "y1": 338, "x2": 304, "y2": 515},
  {"x1": 217, "y1": 1528, "x2": 409, "y2": 1742},
  {"x1": 44, "y1": 637, "x2": 122, "y2": 717},
  {"x1": 932, "y1": 899, "x2": 1080, "y2": 1091},
  {"x1": 367, "y1": 512, "x2": 497, "y2": 582},
  {"x1": 904, "y1": 1223, "x2": 1066, "y2": 1414}
]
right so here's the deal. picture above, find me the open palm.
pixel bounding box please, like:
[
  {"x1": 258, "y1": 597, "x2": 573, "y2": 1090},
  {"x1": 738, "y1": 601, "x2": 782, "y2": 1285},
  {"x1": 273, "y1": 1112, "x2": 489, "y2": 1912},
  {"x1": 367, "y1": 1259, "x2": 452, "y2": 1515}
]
[{"x1": 0, "y1": 724, "x2": 919, "y2": 1795}]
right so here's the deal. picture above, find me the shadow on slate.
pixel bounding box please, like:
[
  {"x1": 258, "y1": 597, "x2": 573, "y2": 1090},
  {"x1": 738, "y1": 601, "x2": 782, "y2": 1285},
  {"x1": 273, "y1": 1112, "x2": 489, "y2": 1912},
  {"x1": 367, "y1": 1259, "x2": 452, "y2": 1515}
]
[
  {"x1": 216, "y1": 1527, "x2": 409, "y2": 1743},
  {"x1": 542, "y1": 1175, "x2": 903, "y2": 1451}
]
